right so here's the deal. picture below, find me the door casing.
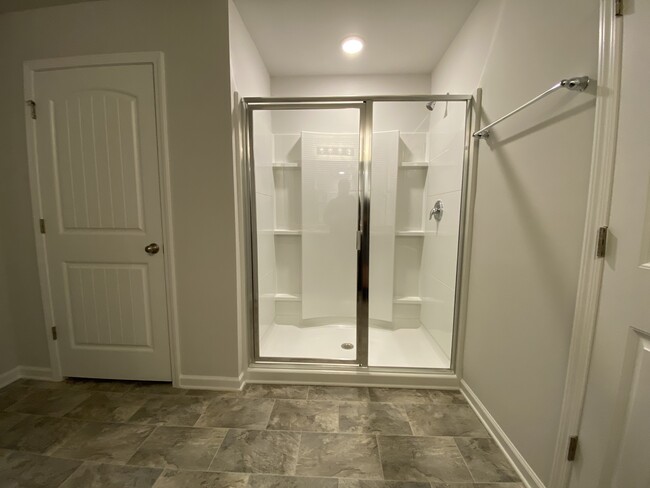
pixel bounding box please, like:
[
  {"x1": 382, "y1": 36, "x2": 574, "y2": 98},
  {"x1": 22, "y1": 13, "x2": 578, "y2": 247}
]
[
  {"x1": 23, "y1": 52, "x2": 180, "y2": 384},
  {"x1": 549, "y1": 0, "x2": 624, "y2": 486}
]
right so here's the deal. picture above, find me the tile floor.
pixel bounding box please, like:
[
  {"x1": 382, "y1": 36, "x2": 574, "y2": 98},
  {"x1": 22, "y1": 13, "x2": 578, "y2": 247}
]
[{"x1": 0, "y1": 379, "x2": 524, "y2": 488}]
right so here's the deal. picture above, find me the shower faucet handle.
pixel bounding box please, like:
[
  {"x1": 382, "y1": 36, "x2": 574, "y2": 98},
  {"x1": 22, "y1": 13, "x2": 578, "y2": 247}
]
[{"x1": 429, "y1": 200, "x2": 444, "y2": 222}]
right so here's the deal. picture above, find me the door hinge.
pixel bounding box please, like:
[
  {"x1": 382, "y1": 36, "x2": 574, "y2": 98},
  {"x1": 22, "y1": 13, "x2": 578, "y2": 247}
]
[
  {"x1": 51, "y1": 326, "x2": 57, "y2": 341},
  {"x1": 39, "y1": 218, "x2": 46, "y2": 234},
  {"x1": 567, "y1": 435, "x2": 579, "y2": 461},
  {"x1": 26, "y1": 100, "x2": 36, "y2": 120},
  {"x1": 596, "y1": 226, "x2": 608, "y2": 258},
  {"x1": 615, "y1": 0, "x2": 623, "y2": 16}
]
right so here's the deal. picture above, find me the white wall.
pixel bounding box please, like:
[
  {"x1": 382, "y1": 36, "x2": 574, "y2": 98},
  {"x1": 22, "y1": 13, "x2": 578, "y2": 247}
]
[
  {"x1": 228, "y1": 0, "x2": 272, "y2": 369},
  {"x1": 228, "y1": 0, "x2": 270, "y2": 98},
  {"x1": 0, "y1": 0, "x2": 241, "y2": 381},
  {"x1": 430, "y1": 0, "x2": 599, "y2": 483}
]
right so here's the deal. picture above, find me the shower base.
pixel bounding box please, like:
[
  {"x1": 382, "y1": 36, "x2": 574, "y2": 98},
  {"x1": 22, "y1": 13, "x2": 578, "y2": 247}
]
[{"x1": 259, "y1": 323, "x2": 450, "y2": 369}]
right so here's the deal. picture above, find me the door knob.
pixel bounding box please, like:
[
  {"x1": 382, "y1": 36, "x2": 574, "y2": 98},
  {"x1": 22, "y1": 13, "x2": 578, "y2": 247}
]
[{"x1": 144, "y1": 243, "x2": 160, "y2": 255}]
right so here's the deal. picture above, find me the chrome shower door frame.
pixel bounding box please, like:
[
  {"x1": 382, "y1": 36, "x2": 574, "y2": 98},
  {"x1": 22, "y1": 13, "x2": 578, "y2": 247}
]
[
  {"x1": 243, "y1": 100, "x2": 369, "y2": 366},
  {"x1": 241, "y1": 95, "x2": 473, "y2": 372}
]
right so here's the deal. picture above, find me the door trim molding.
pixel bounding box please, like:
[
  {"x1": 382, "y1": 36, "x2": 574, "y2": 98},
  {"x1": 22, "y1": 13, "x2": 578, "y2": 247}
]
[
  {"x1": 548, "y1": 2, "x2": 622, "y2": 486},
  {"x1": 23, "y1": 52, "x2": 181, "y2": 385}
]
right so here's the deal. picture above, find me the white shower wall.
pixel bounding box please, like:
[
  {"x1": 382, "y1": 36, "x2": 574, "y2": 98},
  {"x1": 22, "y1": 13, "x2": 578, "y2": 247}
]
[{"x1": 253, "y1": 111, "x2": 275, "y2": 341}]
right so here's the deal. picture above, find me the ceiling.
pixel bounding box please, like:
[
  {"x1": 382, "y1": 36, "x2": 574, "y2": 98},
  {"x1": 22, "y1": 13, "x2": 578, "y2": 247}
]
[{"x1": 233, "y1": 0, "x2": 478, "y2": 76}]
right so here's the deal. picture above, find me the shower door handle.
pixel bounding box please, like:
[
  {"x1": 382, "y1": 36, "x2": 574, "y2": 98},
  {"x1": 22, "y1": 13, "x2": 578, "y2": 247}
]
[{"x1": 356, "y1": 231, "x2": 362, "y2": 251}]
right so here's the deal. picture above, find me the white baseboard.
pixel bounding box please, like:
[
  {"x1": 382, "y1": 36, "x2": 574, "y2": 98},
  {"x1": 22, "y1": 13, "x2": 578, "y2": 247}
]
[
  {"x1": 461, "y1": 379, "x2": 545, "y2": 488},
  {"x1": 0, "y1": 367, "x2": 22, "y2": 389},
  {"x1": 0, "y1": 365, "x2": 56, "y2": 388},
  {"x1": 178, "y1": 373, "x2": 244, "y2": 391},
  {"x1": 19, "y1": 366, "x2": 56, "y2": 381}
]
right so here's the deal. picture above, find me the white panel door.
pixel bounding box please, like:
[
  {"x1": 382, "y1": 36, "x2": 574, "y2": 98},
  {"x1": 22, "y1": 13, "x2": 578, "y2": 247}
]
[
  {"x1": 33, "y1": 64, "x2": 171, "y2": 380},
  {"x1": 569, "y1": 4, "x2": 650, "y2": 487}
]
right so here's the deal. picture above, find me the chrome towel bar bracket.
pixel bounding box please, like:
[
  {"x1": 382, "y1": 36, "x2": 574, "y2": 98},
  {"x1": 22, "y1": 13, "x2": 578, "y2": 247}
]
[{"x1": 473, "y1": 76, "x2": 590, "y2": 139}]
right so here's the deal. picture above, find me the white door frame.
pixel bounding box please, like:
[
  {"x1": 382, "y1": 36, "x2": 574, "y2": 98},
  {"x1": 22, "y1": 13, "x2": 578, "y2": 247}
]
[
  {"x1": 548, "y1": 1, "x2": 623, "y2": 486},
  {"x1": 23, "y1": 52, "x2": 181, "y2": 385}
]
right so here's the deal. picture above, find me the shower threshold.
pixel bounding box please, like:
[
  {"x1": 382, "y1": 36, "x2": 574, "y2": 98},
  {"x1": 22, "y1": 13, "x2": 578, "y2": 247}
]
[{"x1": 259, "y1": 322, "x2": 449, "y2": 369}]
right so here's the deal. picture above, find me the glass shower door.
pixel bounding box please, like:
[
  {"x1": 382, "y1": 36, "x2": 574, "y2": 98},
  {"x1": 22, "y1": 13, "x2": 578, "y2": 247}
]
[
  {"x1": 368, "y1": 99, "x2": 471, "y2": 370},
  {"x1": 247, "y1": 102, "x2": 366, "y2": 363}
]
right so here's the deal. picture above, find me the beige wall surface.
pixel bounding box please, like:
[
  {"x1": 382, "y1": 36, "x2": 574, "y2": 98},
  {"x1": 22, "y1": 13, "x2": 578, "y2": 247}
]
[
  {"x1": 0, "y1": 232, "x2": 19, "y2": 376},
  {"x1": 430, "y1": 0, "x2": 598, "y2": 483},
  {"x1": 0, "y1": 0, "x2": 240, "y2": 378}
]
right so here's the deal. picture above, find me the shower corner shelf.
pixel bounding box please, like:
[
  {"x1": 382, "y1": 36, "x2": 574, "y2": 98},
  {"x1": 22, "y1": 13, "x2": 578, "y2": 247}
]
[
  {"x1": 274, "y1": 293, "x2": 301, "y2": 302},
  {"x1": 272, "y1": 162, "x2": 300, "y2": 169},
  {"x1": 399, "y1": 161, "x2": 429, "y2": 168},
  {"x1": 395, "y1": 230, "x2": 425, "y2": 237},
  {"x1": 274, "y1": 229, "x2": 301, "y2": 235},
  {"x1": 393, "y1": 296, "x2": 422, "y2": 304}
]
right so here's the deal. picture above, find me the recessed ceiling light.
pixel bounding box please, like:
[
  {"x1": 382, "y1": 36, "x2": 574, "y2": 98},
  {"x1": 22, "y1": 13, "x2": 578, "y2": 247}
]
[{"x1": 342, "y1": 36, "x2": 364, "y2": 55}]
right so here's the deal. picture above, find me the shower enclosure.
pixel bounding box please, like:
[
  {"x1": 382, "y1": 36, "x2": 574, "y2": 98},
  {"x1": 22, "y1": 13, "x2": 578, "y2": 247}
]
[{"x1": 243, "y1": 95, "x2": 472, "y2": 371}]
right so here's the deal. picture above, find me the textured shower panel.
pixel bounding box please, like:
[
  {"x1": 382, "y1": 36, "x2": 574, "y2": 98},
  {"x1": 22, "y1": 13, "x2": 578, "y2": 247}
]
[
  {"x1": 301, "y1": 132, "x2": 359, "y2": 320},
  {"x1": 368, "y1": 131, "x2": 399, "y2": 323}
]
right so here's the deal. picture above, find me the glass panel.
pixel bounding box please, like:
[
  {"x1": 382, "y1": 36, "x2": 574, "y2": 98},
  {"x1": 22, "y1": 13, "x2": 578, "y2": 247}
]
[
  {"x1": 368, "y1": 100, "x2": 468, "y2": 369},
  {"x1": 251, "y1": 107, "x2": 362, "y2": 361}
]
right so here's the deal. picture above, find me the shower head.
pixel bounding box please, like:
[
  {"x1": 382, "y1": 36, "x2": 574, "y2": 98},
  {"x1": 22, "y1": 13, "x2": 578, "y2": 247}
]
[{"x1": 425, "y1": 101, "x2": 436, "y2": 111}]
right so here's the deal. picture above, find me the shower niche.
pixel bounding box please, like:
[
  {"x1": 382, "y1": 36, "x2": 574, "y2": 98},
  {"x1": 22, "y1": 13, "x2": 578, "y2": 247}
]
[{"x1": 248, "y1": 98, "x2": 469, "y2": 370}]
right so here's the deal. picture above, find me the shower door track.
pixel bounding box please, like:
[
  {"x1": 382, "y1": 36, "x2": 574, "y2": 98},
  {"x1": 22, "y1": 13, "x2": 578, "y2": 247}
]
[{"x1": 241, "y1": 94, "x2": 473, "y2": 374}]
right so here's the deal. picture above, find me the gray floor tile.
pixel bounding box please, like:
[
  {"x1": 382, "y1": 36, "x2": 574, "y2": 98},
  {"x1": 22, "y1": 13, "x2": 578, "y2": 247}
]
[
  {"x1": 378, "y1": 435, "x2": 473, "y2": 483},
  {"x1": 128, "y1": 426, "x2": 227, "y2": 470},
  {"x1": 243, "y1": 384, "x2": 309, "y2": 399},
  {"x1": 428, "y1": 390, "x2": 467, "y2": 405},
  {"x1": 267, "y1": 400, "x2": 338, "y2": 432},
  {"x1": 454, "y1": 438, "x2": 520, "y2": 483},
  {"x1": 0, "y1": 448, "x2": 81, "y2": 487},
  {"x1": 152, "y1": 469, "x2": 249, "y2": 487},
  {"x1": 7, "y1": 389, "x2": 91, "y2": 417},
  {"x1": 248, "y1": 474, "x2": 337, "y2": 487},
  {"x1": 368, "y1": 388, "x2": 432, "y2": 404},
  {"x1": 0, "y1": 385, "x2": 31, "y2": 410},
  {"x1": 66, "y1": 392, "x2": 147, "y2": 422},
  {"x1": 339, "y1": 480, "x2": 431, "y2": 488},
  {"x1": 0, "y1": 382, "x2": 519, "y2": 488},
  {"x1": 128, "y1": 395, "x2": 208, "y2": 426},
  {"x1": 52, "y1": 421, "x2": 155, "y2": 463},
  {"x1": 339, "y1": 402, "x2": 412, "y2": 435},
  {"x1": 0, "y1": 415, "x2": 83, "y2": 454},
  {"x1": 296, "y1": 432, "x2": 382, "y2": 479},
  {"x1": 130, "y1": 382, "x2": 188, "y2": 395},
  {"x1": 405, "y1": 404, "x2": 489, "y2": 437},
  {"x1": 14, "y1": 379, "x2": 71, "y2": 390},
  {"x1": 308, "y1": 386, "x2": 369, "y2": 401},
  {"x1": 429, "y1": 484, "x2": 525, "y2": 488},
  {"x1": 0, "y1": 411, "x2": 28, "y2": 432},
  {"x1": 184, "y1": 389, "x2": 243, "y2": 398},
  {"x1": 210, "y1": 429, "x2": 301, "y2": 475},
  {"x1": 65, "y1": 378, "x2": 137, "y2": 393},
  {"x1": 60, "y1": 462, "x2": 162, "y2": 487},
  {"x1": 196, "y1": 397, "x2": 275, "y2": 429}
]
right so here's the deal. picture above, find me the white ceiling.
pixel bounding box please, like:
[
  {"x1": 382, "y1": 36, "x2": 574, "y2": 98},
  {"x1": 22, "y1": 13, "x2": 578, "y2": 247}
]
[{"x1": 233, "y1": 0, "x2": 478, "y2": 76}]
